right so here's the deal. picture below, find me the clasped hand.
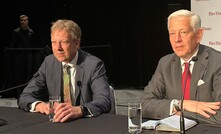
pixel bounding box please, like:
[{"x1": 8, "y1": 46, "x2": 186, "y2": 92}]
[
  {"x1": 35, "y1": 102, "x2": 83, "y2": 122},
  {"x1": 182, "y1": 100, "x2": 220, "y2": 118}
]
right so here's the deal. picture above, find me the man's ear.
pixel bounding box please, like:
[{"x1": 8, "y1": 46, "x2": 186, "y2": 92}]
[
  {"x1": 74, "y1": 39, "x2": 81, "y2": 49},
  {"x1": 196, "y1": 28, "x2": 204, "y2": 43}
]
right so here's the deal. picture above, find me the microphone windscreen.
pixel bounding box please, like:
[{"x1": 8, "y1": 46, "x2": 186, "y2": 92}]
[
  {"x1": 191, "y1": 56, "x2": 198, "y2": 62},
  {"x1": 77, "y1": 81, "x2": 82, "y2": 87}
]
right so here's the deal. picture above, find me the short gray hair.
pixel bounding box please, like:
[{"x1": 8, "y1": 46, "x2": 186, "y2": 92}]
[{"x1": 167, "y1": 9, "x2": 201, "y2": 32}]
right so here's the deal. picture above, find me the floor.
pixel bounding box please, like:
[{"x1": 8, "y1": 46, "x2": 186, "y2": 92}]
[{"x1": 0, "y1": 89, "x2": 144, "y2": 116}]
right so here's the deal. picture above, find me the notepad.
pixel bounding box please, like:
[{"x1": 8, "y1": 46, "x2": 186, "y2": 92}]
[{"x1": 142, "y1": 115, "x2": 197, "y2": 132}]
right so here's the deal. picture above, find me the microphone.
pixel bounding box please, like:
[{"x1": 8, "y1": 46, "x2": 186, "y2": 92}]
[
  {"x1": 0, "y1": 72, "x2": 39, "y2": 93},
  {"x1": 180, "y1": 56, "x2": 198, "y2": 134},
  {"x1": 191, "y1": 56, "x2": 198, "y2": 62},
  {"x1": 77, "y1": 81, "x2": 82, "y2": 88},
  {"x1": 77, "y1": 81, "x2": 85, "y2": 104}
]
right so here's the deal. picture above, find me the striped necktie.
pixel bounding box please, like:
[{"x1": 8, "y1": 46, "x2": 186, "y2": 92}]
[{"x1": 63, "y1": 65, "x2": 71, "y2": 103}]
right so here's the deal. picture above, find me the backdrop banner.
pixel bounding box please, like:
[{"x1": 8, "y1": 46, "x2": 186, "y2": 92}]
[{"x1": 191, "y1": 0, "x2": 221, "y2": 52}]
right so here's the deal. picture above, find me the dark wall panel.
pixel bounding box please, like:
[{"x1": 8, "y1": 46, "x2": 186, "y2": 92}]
[{"x1": 1, "y1": 0, "x2": 190, "y2": 97}]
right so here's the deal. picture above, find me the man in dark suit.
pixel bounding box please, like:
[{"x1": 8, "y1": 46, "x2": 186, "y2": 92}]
[
  {"x1": 141, "y1": 9, "x2": 221, "y2": 125},
  {"x1": 10, "y1": 15, "x2": 34, "y2": 48},
  {"x1": 5, "y1": 15, "x2": 35, "y2": 98},
  {"x1": 18, "y1": 19, "x2": 111, "y2": 122}
]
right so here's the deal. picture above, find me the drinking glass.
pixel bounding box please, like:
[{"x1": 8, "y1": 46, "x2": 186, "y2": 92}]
[
  {"x1": 128, "y1": 102, "x2": 142, "y2": 133},
  {"x1": 49, "y1": 96, "x2": 61, "y2": 122}
]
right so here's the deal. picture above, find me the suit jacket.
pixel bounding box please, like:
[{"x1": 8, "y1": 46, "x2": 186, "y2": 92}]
[
  {"x1": 141, "y1": 45, "x2": 221, "y2": 125},
  {"x1": 18, "y1": 50, "x2": 111, "y2": 117},
  {"x1": 10, "y1": 27, "x2": 34, "y2": 48}
]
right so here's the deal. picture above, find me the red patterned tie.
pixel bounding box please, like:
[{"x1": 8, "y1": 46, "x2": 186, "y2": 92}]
[{"x1": 182, "y1": 62, "x2": 191, "y2": 100}]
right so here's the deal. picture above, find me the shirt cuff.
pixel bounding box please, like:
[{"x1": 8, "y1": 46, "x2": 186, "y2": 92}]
[
  {"x1": 81, "y1": 105, "x2": 93, "y2": 117},
  {"x1": 85, "y1": 107, "x2": 93, "y2": 117},
  {"x1": 29, "y1": 101, "x2": 43, "y2": 112},
  {"x1": 169, "y1": 100, "x2": 174, "y2": 115}
]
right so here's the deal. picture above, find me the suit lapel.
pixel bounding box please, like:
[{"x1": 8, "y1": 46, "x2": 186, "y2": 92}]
[
  {"x1": 171, "y1": 56, "x2": 183, "y2": 99},
  {"x1": 74, "y1": 50, "x2": 85, "y2": 105},
  {"x1": 191, "y1": 45, "x2": 208, "y2": 99}
]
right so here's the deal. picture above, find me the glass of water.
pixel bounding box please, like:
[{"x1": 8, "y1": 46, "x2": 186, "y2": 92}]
[
  {"x1": 128, "y1": 102, "x2": 142, "y2": 133},
  {"x1": 49, "y1": 96, "x2": 61, "y2": 122}
]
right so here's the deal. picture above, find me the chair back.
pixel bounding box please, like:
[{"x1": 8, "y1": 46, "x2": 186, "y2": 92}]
[{"x1": 109, "y1": 85, "x2": 116, "y2": 114}]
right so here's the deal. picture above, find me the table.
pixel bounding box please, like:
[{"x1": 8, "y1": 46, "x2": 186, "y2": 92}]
[{"x1": 0, "y1": 107, "x2": 220, "y2": 134}]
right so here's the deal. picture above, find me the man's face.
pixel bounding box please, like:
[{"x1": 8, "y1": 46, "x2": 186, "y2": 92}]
[
  {"x1": 51, "y1": 30, "x2": 80, "y2": 63},
  {"x1": 168, "y1": 16, "x2": 203, "y2": 61},
  {"x1": 20, "y1": 16, "x2": 29, "y2": 30}
]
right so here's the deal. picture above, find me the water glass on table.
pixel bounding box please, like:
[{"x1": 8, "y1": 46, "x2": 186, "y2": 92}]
[
  {"x1": 128, "y1": 102, "x2": 142, "y2": 133},
  {"x1": 49, "y1": 96, "x2": 61, "y2": 122}
]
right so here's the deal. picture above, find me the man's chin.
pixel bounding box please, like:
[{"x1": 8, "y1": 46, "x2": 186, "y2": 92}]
[
  {"x1": 56, "y1": 57, "x2": 66, "y2": 62},
  {"x1": 175, "y1": 51, "x2": 186, "y2": 58}
]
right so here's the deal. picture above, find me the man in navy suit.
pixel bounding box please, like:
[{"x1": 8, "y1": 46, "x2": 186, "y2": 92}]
[
  {"x1": 18, "y1": 19, "x2": 111, "y2": 122},
  {"x1": 141, "y1": 9, "x2": 221, "y2": 125}
]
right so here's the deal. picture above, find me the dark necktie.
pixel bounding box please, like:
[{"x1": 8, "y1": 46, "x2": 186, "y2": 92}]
[
  {"x1": 182, "y1": 62, "x2": 191, "y2": 100},
  {"x1": 63, "y1": 65, "x2": 71, "y2": 103}
]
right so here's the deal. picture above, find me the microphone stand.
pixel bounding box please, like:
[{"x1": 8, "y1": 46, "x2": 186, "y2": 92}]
[
  {"x1": 180, "y1": 66, "x2": 189, "y2": 134},
  {"x1": 180, "y1": 100, "x2": 185, "y2": 134},
  {"x1": 0, "y1": 72, "x2": 39, "y2": 94},
  {"x1": 0, "y1": 82, "x2": 29, "y2": 94},
  {"x1": 180, "y1": 56, "x2": 198, "y2": 134}
]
